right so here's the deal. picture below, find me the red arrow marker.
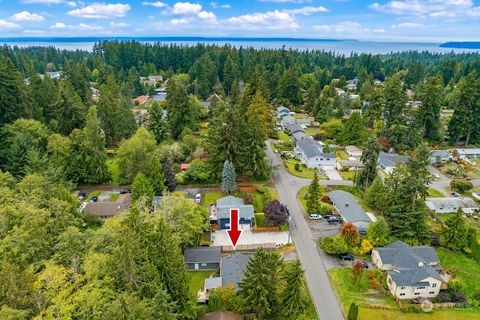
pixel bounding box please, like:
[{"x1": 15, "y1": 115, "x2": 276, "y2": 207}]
[{"x1": 227, "y1": 208, "x2": 242, "y2": 249}]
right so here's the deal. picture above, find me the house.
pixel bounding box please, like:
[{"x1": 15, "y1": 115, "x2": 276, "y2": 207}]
[
  {"x1": 276, "y1": 106, "x2": 290, "y2": 118},
  {"x1": 345, "y1": 146, "x2": 363, "y2": 158},
  {"x1": 280, "y1": 115, "x2": 296, "y2": 129},
  {"x1": 81, "y1": 194, "x2": 131, "y2": 219},
  {"x1": 153, "y1": 92, "x2": 167, "y2": 102},
  {"x1": 210, "y1": 196, "x2": 254, "y2": 230},
  {"x1": 426, "y1": 197, "x2": 479, "y2": 215},
  {"x1": 132, "y1": 95, "x2": 149, "y2": 105},
  {"x1": 430, "y1": 150, "x2": 452, "y2": 164},
  {"x1": 284, "y1": 123, "x2": 304, "y2": 135},
  {"x1": 295, "y1": 118, "x2": 311, "y2": 127},
  {"x1": 220, "y1": 252, "x2": 252, "y2": 290},
  {"x1": 180, "y1": 163, "x2": 190, "y2": 171},
  {"x1": 335, "y1": 88, "x2": 346, "y2": 96},
  {"x1": 292, "y1": 131, "x2": 310, "y2": 142},
  {"x1": 378, "y1": 152, "x2": 409, "y2": 174},
  {"x1": 140, "y1": 75, "x2": 163, "y2": 86},
  {"x1": 336, "y1": 159, "x2": 364, "y2": 171},
  {"x1": 328, "y1": 190, "x2": 372, "y2": 233},
  {"x1": 39, "y1": 71, "x2": 62, "y2": 80},
  {"x1": 152, "y1": 196, "x2": 163, "y2": 211},
  {"x1": 184, "y1": 246, "x2": 222, "y2": 271},
  {"x1": 294, "y1": 139, "x2": 336, "y2": 169},
  {"x1": 371, "y1": 240, "x2": 444, "y2": 300},
  {"x1": 456, "y1": 148, "x2": 480, "y2": 159}
]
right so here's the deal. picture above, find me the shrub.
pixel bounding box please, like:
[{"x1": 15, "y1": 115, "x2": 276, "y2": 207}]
[
  {"x1": 369, "y1": 277, "x2": 380, "y2": 290},
  {"x1": 243, "y1": 193, "x2": 253, "y2": 205},
  {"x1": 450, "y1": 290, "x2": 467, "y2": 303},
  {"x1": 319, "y1": 235, "x2": 349, "y2": 255},
  {"x1": 264, "y1": 200, "x2": 289, "y2": 226},
  {"x1": 436, "y1": 292, "x2": 451, "y2": 303},
  {"x1": 450, "y1": 179, "x2": 473, "y2": 193},
  {"x1": 294, "y1": 163, "x2": 301, "y2": 172},
  {"x1": 447, "y1": 278, "x2": 463, "y2": 291}
]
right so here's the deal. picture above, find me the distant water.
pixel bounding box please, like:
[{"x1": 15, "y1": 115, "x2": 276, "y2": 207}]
[{"x1": 2, "y1": 38, "x2": 480, "y2": 55}]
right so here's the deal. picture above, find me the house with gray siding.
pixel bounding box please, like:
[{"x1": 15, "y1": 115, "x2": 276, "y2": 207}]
[
  {"x1": 210, "y1": 196, "x2": 254, "y2": 230},
  {"x1": 295, "y1": 139, "x2": 336, "y2": 169},
  {"x1": 328, "y1": 190, "x2": 372, "y2": 233},
  {"x1": 378, "y1": 152, "x2": 409, "y2": 174},
  {"x1": 184, "y1": 246, "x2": 222, "y2": 271}
]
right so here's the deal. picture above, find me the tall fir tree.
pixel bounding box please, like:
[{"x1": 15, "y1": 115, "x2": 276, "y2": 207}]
[
  {"x1": 148, "y1": 156, "x2": 166, "y2": 196},
  {"x1": 418, "y1": 76, "x2": 443, "y2": 141},
  {"x1": 54, "y1": 80, "x2": 86, "y2": 135},
  {"x1": 356, "y1": 134, "x2": 380, "y2": 190},
  {"x1": 443, "y1": 209, "x2": 471, "y2": 251},
  {"x1": 281, "y1": 259, "x2": 306, "y2": 317},
  {"x1": 148, "y1": 103, "x2": 169, "y2": 143},
  {"x1": 221, "y1": 160, "x2": 237, "y2": 194},
  {"x1": 306, "y1": 171, "x2": 322, "y2": 214},
  {"x1": 131, "y1": 172, "x2": 155, "y2": 202}
]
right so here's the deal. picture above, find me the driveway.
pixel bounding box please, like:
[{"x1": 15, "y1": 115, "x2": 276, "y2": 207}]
[
  {"x1": 266, "y1": 141, "x2": 345, "y2": 320},
  {"x1": 324, "y1": 167, "x2": 343, "y2": 180},
  {"x1": 212, "y1": 230, "x2": 290, "y2": 247}
]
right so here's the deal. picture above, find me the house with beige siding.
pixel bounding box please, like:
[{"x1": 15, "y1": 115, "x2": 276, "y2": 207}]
[{"x1": 372, "y1": 240, "x2": 444, "y2": 300}]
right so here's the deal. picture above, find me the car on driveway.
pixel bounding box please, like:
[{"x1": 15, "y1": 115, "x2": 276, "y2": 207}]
[
  {"x1": 90, "y1": 196, "x2": 98, "y2": 202},
  {"x1": 451, "y1": 192, "x2": 461, "y2": 197},
  {"x1": 77, "y1": 192, "x2": 87, "y2": 201},
  {"x1": 326, "y1": 216, "x2": 342, "y2": 224},
  {"x1": 194, "y1": 193, "x2": 202, "y2": 204},
  {"x1": 308, "y1": 213, "x2": 322, "y2": 220},
  {"x1": 322, "y1": 214, "x2": 334, "y2": 220},
  {"x1": 120, "y1": 189, "x2": 131, "y2": 194},
  {"x1": 339, "y1": 254, "x2": 354, "y2": 261}
]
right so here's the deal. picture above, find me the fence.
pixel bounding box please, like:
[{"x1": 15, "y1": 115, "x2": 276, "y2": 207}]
[{"x1": 222, "y1": 243, "x2": 277, "y2": 252}]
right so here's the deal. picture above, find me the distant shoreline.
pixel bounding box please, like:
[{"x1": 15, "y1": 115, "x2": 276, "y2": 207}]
[
  {"x1": 0, "y1": 36, "x2": 353, "y2": 43},
  {"x1": 440, "y1": 42, "x2": 480, "y2": 49}
]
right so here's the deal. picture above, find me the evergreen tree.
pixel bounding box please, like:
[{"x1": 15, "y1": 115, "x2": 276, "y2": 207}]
[
  {"x1": 148, "y1": 156, "x2": 166, "y2": 196},
  {"x1": 223, "y1": 55, "x2": 239, "y2": 95},
  {"x1": 366, "y1": 218, "x2": 390, "y2": 247},
  {"x1": 245, "y1": 91, "x2": 273, "y2": 137},
  {"x1": 242, "y1": 116, "x2": 270, "y2": 179},
  {"x1": 306, "y1": 171, "x2": 322, "y2": 214},
  {"x1": 54, "y1": 80, "x2": 85, "y2": 135},
  {"x1": 278, "y1": 68, "x2": 302, "y2": 106},
  {"x1": 148, "y1": 103, "x2": 169, "y2": 143},
  {"x1": 339, "y1": 112, "x2": 367, "y2": 146},
  {"x1": 221, "y1": 160, "x2": 237, "y2": 194},
  {"x1": 131, "y1": 172, "x2": 154, "y2": 202},
  {"x1": 162, "y1": 162, "x2": 177, "y2": 192},
  {"x1": 418, "y1": 76, "x2": 443, "y2": 141},
  {"x1": 355, "y1": 134, "x2": 380, "y2": 190},
  {"x1": 190, "y1": 53, "x2": 216, "y2": 99},
  {"x1": 166, "y1": 78, "x2": 197, "y2": 139},
  {"x1": 347, "y1": 302, "x2": 359, "y2": 320},
  {"x1": 443, "y1": 209, "x2": 471, "y2": 251},
  {"x1": 281, "y1": 259, "x2": 305, "y2": 317},
  {"x1": 239, "y1": 249, "x2": 283, "y2": 318}
]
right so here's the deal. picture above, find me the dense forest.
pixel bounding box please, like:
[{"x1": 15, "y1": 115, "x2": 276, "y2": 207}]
[{"x1": 1, "y1": 41, "x2": 480, "y2": 319}]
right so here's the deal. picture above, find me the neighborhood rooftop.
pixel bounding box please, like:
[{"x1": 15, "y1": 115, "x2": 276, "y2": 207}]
[
  {"x1": 184, "y1": 246, "x2": 222, "y2": 264},
  {"x1": 220, "y1": 253, "x2": 252, "y2": 290},
  {"x1": 215, "y1": 196, "x2": 255, "y2": 220},
  {"x1": 378, "y1": 152, "x2": 409, "y2": 168},
  {"x1": 328, "y1": 190, "x2": 372, "y2": 229},
  {"x1": 295, "y1": 139, "x2": 325, "y2": 158}
]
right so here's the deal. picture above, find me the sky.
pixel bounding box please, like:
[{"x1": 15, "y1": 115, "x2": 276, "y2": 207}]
[{"x1": 0, "y1": 0, "x2": 480, "y2": 42}]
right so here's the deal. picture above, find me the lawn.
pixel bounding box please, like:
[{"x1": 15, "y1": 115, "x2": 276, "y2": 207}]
[
  {"x1": 305, "y1": 127, "x2": 321, "y2": 136},
  {"x1": 335, "y1": 150, "x2": 350, "y2": 160},
  {"x1": 278, "y1": 131, "x2": 291, "y2": 144},
  {"x1": 109, "y1": 193, "x2": 120, "y2": 202},
  {"x1": 339, "y1": 170, "x2": 356, "y2": 181},
  {"x1": 284, "y1": 160, "x2": 327, "y2": 179},
  {"x1": 298, "y1": 186, "x2": 331, "y2": 214},
  {"x1": 202, "y1": 191, "x2": 225, "y2": 206},
  {"x1": 106, "y1": 157, "x2": 123, "y2": 185},
  {"x1": 86, "y1": 190, "x2": 101, "y2": 201},
  {"x1": 436, "y1": 248, "x2": 480, "y2": 301},
  {"x1": 187, "y1": 271, "x2": 215, "y2": 296},
  {"x1": 427, "y1": 188, "x2": 445, "y2": 198},
  {"x1": 328, "y1": 267, "x2": 480, "y2": 320}
]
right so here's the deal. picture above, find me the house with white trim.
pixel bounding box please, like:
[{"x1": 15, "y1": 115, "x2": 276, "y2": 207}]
[{"x1": 294, "y1": 139, "x2": 336, "y2": 169}]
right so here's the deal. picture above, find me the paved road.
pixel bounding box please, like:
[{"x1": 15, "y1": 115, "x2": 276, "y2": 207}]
[{"x1": 266, "y1": 142, "x2": 345, "y2": 320}]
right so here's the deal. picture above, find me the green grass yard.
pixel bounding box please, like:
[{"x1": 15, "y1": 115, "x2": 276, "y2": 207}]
[
  {"x1": 305, "y1": 127, "x2": 321, "y2": 136},
  {"x1": 339, "y1": 170, "x2": 356, "y2": 181},
  {"x1": 284, "y1": 160, "x2": 327, "y2": 179},
  {"x1": 335, "y1": 150, "x2": 350, "y2": 160},
  {"x1": 86, "y1": 190, "x2": 101, "y2": 201},
  {"x1": 278, "y1": 131, "x2": 291, "y2": 144},
  {"x1": 109, "y1": 193, "x2": 120, "y2": 202},
  {"x1": 427, "y1": 188, "x2": 445, "y2": 198},
  {"x1": 187, "y1": 271, "x2": 215, "y2": 296}
]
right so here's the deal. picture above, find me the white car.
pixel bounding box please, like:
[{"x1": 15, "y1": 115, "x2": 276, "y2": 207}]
[
  {"x1": 308, "y1": 213, "x2": 322, "y2": 220},
  {"x1": 432, "y1": 173, "x2": 440, "y2": 179},
  {"x1": 194, "y1": 193, "x2": 202, "y2": 204}
]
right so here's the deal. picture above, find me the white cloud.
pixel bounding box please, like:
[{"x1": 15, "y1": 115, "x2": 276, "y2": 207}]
[
  {"x1": 68, "y1": 3, "x2": 131, "y2": 19},
  {"x1": 50, "y1": 22, "x2": 104, "y2": 30},
  {"x1": 66, "y1": 1, "x2": 77, "y2": 7},
  {"x1": 22, "y1": 29, "x2": 46, "y2": 34},
  {"x1": 226, "y1": 10, "x2": 299, "y2": 30},
  {"x1": 284, "y1": 6, "x2": 328, "y2": 15},
  {"x1": 198, "y1": 11, "x2": 216, "y2": 20},
  {"x1": 220, "y1": 4, "x2": 231, "y2": 8},
  {"x1": 142, "y1": 1, "x2": 167, "y2": 7},
  {"x1": 370, "y1": 0, "x2": 480, "y2": 18},
  {"x1": 373, "y1": 28, "x2": 386, "y2": 33},
  {"x1": 110, "y1": 21, "x2": 129, "y2": 28},
  {"x1": 313, "y1": 21, "x2": 367, "y2": 34},
  {"x1": 210, "y1": 2, "x2": 230, "y2": 8},
  {"x1": 50, "y1": 22, "x2": 67, "y2": 29},
  {"x1": 392, "y1": 22, "x2": 424, "y2": 28},
  {"x1": 258, "y1": 0, "x2": 312, "y2": 3},
  {"x1": 0, "y1": 20, "x2": 22, "y2": 29},
  {"x1": 23, "y1": 0, "x2": 64, "y2": 3},
  {"x1": 172, "y1": 2, "x2": 202, "y2": 15},
  {"x1": 10, "y1": 11, "x2": 45, "y2": 22},
  {"x1": 171, "y1": 17, "x2": 190, "y2": 25}
]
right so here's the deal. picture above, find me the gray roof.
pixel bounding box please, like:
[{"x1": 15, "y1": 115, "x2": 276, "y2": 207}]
[
  {"x1": 184, "y1": 246, "x2": 221, "y2": 264},
  {"x1": 220, "y1": 253, "x2": 252, "y2": 290},
  {"x1": 296, "y1": 139, "x2": 324, "y2": 158},
  {"x1": 292, "y1": 131, "x2": 309, "y2": 142},
  {"x1": 281, "y1": 115, "x2": 296, "y2": 125},
  {"x1": 338, "y1": 160, "x2": 364, "y2": 168},
  {"x1": 328, "y1": 190, "x2": 371, "y2": 226},
  {"x1": 216, "y1": 196, "x2": 255, "y2": 220},
  {"x1": 426, "y1": 197, "x2": 479, "y2": 211},
  {"x1": 430, "y1": 150, "x2": 451, "y2": 158},
  {"x1": 375, "y1": 240, "x2": 442, "y2": 286},
  {"x1": 378, "y1": 152, "x2": 409, "y2": 168},
  {"x1": 284, "y1": 123, "x2": 304, "y2": 134},
  {"x1": 205, "y1": 277, "x2": 223, "y2": 290},
  {"x1": 276, "y1": 106, "x2": 290, "y2": 114}
]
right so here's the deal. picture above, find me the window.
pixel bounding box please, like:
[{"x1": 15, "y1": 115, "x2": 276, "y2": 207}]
[
  {"x1": 400, "y1": 286, "x2": 405, "y2": 290},
  {"x1": 201, "y1": 263, "x2": 207, "y2": 267},
  {"x1": 399, "y1": 293, "x2": 405, "y2": 296},
  {"x1": 414, "y1": 293, "x2": 420, "y2": 295},
  {"x1": 432, "y1": 283, "x2": 437, "y2": 288},
  {"x1": 429, "y1": 291, "x2": 435, "y2": 294},
  {"x1": 416, "y1": 287, "x2": 425, "y2": 289}
]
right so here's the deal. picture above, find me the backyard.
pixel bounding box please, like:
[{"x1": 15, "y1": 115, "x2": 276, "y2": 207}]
[
  {"x1": 328, "y1": 267, "x2": 480, "y2": 320},
  {"x1": 187, "y1": 271, "x2": 216, "y2": 296}
]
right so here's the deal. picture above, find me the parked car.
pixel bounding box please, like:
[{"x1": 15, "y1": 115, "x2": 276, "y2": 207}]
[
  {"x1": 466, "y1": 177, "x2": 472, "y2": 181},
  {"x1": 432, "y1": 173, "x2": 440, "y2": 179},
  {"x1": 77, "y1": 192, "x2": 87, "y2": 201},
  {"x1": 308, "y1": 213, "x2": 322, "y2": 220},
  {"x1": 339, "y1": 254, "x2": 354, "y2": 261},
  {"x1": 90, "y1": 196, "x2": 98, "y2": 202},
  {"x1": 352, "y1": 260, "x2": 369, "y2": 268},
  {"x1": 326, "y1": 216, "x2": 342, "y2": 224},
  {"x1": 451, "y1": 192, "x2": 461, "y2": 198},
  {"x1": 322, "y1": 214, "x2": 334, "y2": 220},
  {"x1": 195, "y1": 193, "x2": 202, "y2": 204},
  {"x1": 120, "y1": 189, "x2": 130, "y2": 194}
]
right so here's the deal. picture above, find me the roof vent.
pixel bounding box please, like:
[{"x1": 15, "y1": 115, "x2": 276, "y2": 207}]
[
  {"x1": 418, "y1": 261, "x2": 424, "y2": 267},
  {"x1": 345, "y1": 204, "x2": 349, "y2": 207}
]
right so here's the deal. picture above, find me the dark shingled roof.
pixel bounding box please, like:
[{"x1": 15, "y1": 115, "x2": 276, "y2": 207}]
[
  {"x1": 284, "y1": 123, "x2": 304, "y2": 134},
  {"x1": 328, "y1": 190, "x2": 371, "y2": 225},
  {"x1": 375, "y1": 240, "x2": 442, "y2": 286},
  {"x1": 216, "y1": 196, "x2": 254, "y2": 220},
  {"x1": 296, "y1": 139, "x2": 324, "y2": 158},
  {"x1": 184, "y1": 246, "x2": 221, "y2": 264},
  {"x1": 220, "y1": 253, "x2": 252, "y2": 290},
  {"x1": 378, "y1": 152, "x2": 409, "y2": 168}
]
